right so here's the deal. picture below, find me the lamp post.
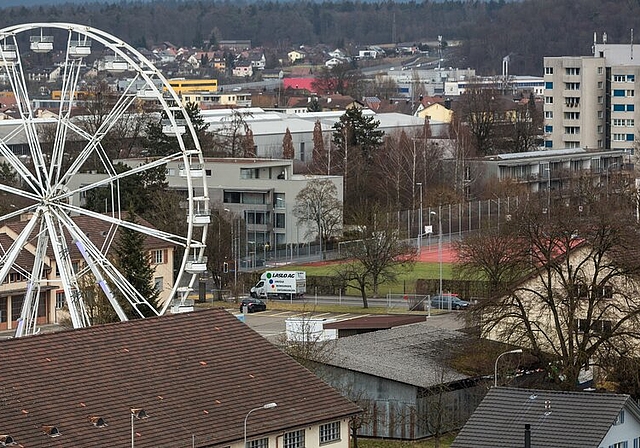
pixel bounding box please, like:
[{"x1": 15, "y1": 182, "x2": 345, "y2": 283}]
[
  {"x1": 416, "y1": 182, "x2": 423, "y2": 255},
  {"x1": 494, "y1": 349, "x2": 523, "y2": 387},
  {"x1": 244, "y1": 403, "x2": 277, "y2": 448},
  {"x1": 431, "y1": 211, "x2": 443, "y2": 308}
]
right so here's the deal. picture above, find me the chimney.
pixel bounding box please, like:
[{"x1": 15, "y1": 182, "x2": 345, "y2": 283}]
[{"x1": 524, "y1": 424, "x2": 531, "y2": 448}]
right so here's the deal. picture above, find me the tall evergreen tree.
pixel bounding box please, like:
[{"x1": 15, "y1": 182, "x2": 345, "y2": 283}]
[
  {"x1": 282, "y1": 127, "x2": 295, "y2": 159},
  {"x1": 114, "y1": 211, "x2": 160, "y2": 318},
  {"x1": 311, "y1": 119, "x2": 326, "y2": 174}
]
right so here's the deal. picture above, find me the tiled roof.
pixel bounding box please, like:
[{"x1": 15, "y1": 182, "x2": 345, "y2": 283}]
[
  {"x1": 452, "y1": 387, "x2": 638, "y2": 448},
  {"x1": 0, "y1": 308, "x2": 361, "y2": 447},
  {"x1": 324, "y1": 322, "x2": 471, "y2": 388}
]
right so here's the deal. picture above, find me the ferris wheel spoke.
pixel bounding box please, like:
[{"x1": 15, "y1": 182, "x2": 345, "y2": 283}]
[
  {"x1": 60, "y1": 202, "x2": 191, "y2": 247},
  {"x1": 55, "y1": 94, "x2": 137, "y2": 190},
  {"x1": 49, "y1": 49, "x2": 85, "y2": 185},
  {"x1": 0, "y1": 128, "x2": 42, "y2": 193},
  {"x1": 56, "y1": 150, "x2": 187, "y2": 204},
  {"x1": 53, "y1": 207, "x2": 160, "y2": 319},
  {"x1": 42, "y1": 211, "x2": 90, "y2": 328},
  {"x1": 0, "y1": 38, "x2": 50, "y2": 188},
  {"x1": 0, "y1": 202, "x2": 39, "y2": 226},
  {"x1": 0, "y1": 181, "x2": 41, "y2": 202},
  {"x1": 0, "y1": 211, "x2": 40, "y2": 287},
  {"x1": 15, "y1": 219, "x2": 49, "y2": 337}
]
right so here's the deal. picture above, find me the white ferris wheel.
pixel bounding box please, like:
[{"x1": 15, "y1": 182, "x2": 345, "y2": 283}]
[{"x1": 0, "y1": 23, "x2": 209, "y2": 336}]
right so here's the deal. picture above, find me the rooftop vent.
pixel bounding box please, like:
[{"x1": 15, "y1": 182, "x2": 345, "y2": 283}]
[
  {"x1": 89, "y1": 416, "x2": 107, "y2": 427},
  {"x1": 131, "y1": 408, "x2": 148, "y2": 420},
  {"x1": 42, "y1": 426, "x2": 61, "y2": 437},
  {"x1": 0, "y1": 435, "x2": 16, "y2": 446}
]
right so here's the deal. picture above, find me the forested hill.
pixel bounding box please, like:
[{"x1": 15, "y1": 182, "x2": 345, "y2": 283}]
[{"x1": 1, "y1": 0, "x2": 638, "y2": 75}]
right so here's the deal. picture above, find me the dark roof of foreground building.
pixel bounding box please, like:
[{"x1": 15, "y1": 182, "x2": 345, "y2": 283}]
[
  {"x1": 452, "y1": 387, "x2": 640, "y2": 448},
  {"x1": 0, "y1": 308, "x2": 360, "y2": 447}
]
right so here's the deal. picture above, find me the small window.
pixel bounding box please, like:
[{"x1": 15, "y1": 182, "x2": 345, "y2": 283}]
[
  {"x1": 545, "y1": 111, "x2": 553, "y2": 119},
  {"x1": 545, "y1": 81, "x2": 553, "y2": 89},
  {"x1": 56, "y1": 291, "x2": 65, "y2": 309},
  {"x1": 248, "y1": 438, "x2": 269, "y2": 448},
  {"x1": 614, "y1": 89, "x2": 625, "y2": 97},
  {"x1": 545, "y1": 140, "x2": 553, "y2": 148},
  {"x1": 154, "y1": 277, "x2": 163, "y2": 292},
  {"x1": 613, "y1": 104, "x2": 625, "y2": 112},
  {"x1": 319, "y1": 421, "x2": 340, "y2": 444},
  {"x1": 544, "y1": 66, "x2": 553, "y2": 75},
  {"x1": 615, "y1": 410, "x2": 625, "y2": 425},
  {"x1": 545, "y1": 125, "x2": 553, "y2": 133},
  {"x1": 152, "y1": 249, "x2": 164, "y2": 264},
  {"x1": 284, "y1": 430, "x2": 305, "y2": 448},
  {"x1": 628, "y1": 104, "x2": 635, "y2": 112}
]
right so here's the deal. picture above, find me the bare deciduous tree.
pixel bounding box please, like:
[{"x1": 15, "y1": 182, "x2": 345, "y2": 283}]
[{"x1": 335, "y1": 204, "x2": 417, "y2": 307}]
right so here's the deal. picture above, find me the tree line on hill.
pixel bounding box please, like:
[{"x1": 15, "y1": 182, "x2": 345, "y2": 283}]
[{"x1": 2, "y1": 0, "x2": 640, "y2": 75}]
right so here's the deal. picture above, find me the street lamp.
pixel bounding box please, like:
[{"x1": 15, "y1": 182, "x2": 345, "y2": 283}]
[
  {"x1": 494, "y1": 349, "x2": 523, "y2": 387},
  {"x1": 416, "y1": 182, "x2": 423, "y2": 256},
  {"x1": 244, "y1": 403, "x2": 277, "y2": 448},
  {"x1": 430, "y1": 211, "x2": 443, "y2": 309}
]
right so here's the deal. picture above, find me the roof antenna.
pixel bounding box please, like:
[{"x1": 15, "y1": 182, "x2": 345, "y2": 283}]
[
  {"x1": 603, "y1": 32, "x2": 608, "y2": 44},
  {"x1": 592, "y1": 31, "x2": 597, "y2": 55},
  {"x1": 631, "y1": 29, "x2": 634, "y2": 60}
]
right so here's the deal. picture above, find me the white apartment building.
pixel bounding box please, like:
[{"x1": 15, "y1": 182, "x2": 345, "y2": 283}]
[{"x1": 543, "y1": 39, "x2": 640, "y2": 153}]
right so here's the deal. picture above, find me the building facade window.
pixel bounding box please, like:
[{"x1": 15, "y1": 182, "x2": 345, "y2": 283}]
[
  {"x1": 564, "y1": 112, "x2": 580, "y2": 120},
  {"x1": 544, "y1": 66, "x2": 553, "y2": 75},
  {"x1": 545, "y1": 96, "x2": 553, "y2": 104},
  {"x1": 545, "y1": 81, "x2": 553, "y2": 89},
  {"x1": 545, "y1": 140, "x2": 553, "y2": 148},
  {"x1": 564, "y1": 126, "x2": 580, "y2": 134},
  {"x1": 56, "y1": 291, "x2": 65, "y2": 309},
  {"x1": 283, "y1": 430, "x2": 305, "y2": 448},
  {"x1": 545, "y1": 111, "x2": 553, "y2": 119},
  {"x1": 248, "y1": 438, "x2": 269, "y2": 448},
  {"x1": 565, "y1": 82, "x2": 580, "y2": 90},
  {"x1": 319, "y1": 421, "x2": 341, "y2": 444},
  {"x1": 274, "y1": 193, "x2": 286, "y2": 209},
  {"x1": 152, "y1": 249, "x2": 165, "y2": 264},
  {"x1": 598, "y1": 81, "x2": 604, "y2": 89},
  {"x1": 614, "y1": 134, "x2": 626, "y2": 141},
  {"x1": 613, "y1": 74, "x2": 626, "y2": 82},
  {"x1": 545, "y1": 125, "x2": 553, "y2": 133},
  {"x1": 614, "y1": 89, "x2": 626, "y2": 97},
  {"x1": 613, "y1": 104, "x2": 625, "y2": 112},
  {"x1": 275, "y1": 213, "x2": 286, "y2": 229},
  {"x1": 565, "y1": 67, "x2": 580, "y2": 75},
  {"x1": 154, "y1": 277, "x2": 163, "y2": 291},
  {"x1": 565, "y1": 97, "x2": 580, "y2": 107}
]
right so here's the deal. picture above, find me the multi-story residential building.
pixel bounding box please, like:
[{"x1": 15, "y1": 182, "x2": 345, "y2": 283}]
[{"x1": 543, "y1": 38, "x2": 640, "y2": 153}]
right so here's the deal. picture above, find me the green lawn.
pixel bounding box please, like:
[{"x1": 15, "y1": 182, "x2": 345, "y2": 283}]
[{"x1": 274, "y1": 261, "x2": 454, "y2": 296}]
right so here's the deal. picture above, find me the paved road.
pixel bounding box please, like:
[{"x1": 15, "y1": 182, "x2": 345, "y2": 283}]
[{"x1": 233, "y1": 308, "x2": 467, "y2": 340}]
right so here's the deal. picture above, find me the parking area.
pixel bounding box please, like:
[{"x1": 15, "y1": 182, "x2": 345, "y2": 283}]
[{"x1": 231, "y1": 308, "x2": 466, "y2": 341}]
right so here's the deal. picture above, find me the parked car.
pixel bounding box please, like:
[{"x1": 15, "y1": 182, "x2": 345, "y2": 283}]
[
  {"x1": 239, "y1": 298, "x2": 267, "y2": 313},
  {"x1": 430, "y1": 294, "x2": 470, "y2": 310}
]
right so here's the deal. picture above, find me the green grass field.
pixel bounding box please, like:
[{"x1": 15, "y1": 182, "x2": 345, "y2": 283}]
[{"x1": 276, "y1": 261, "x2": 454, "y2": 296}]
